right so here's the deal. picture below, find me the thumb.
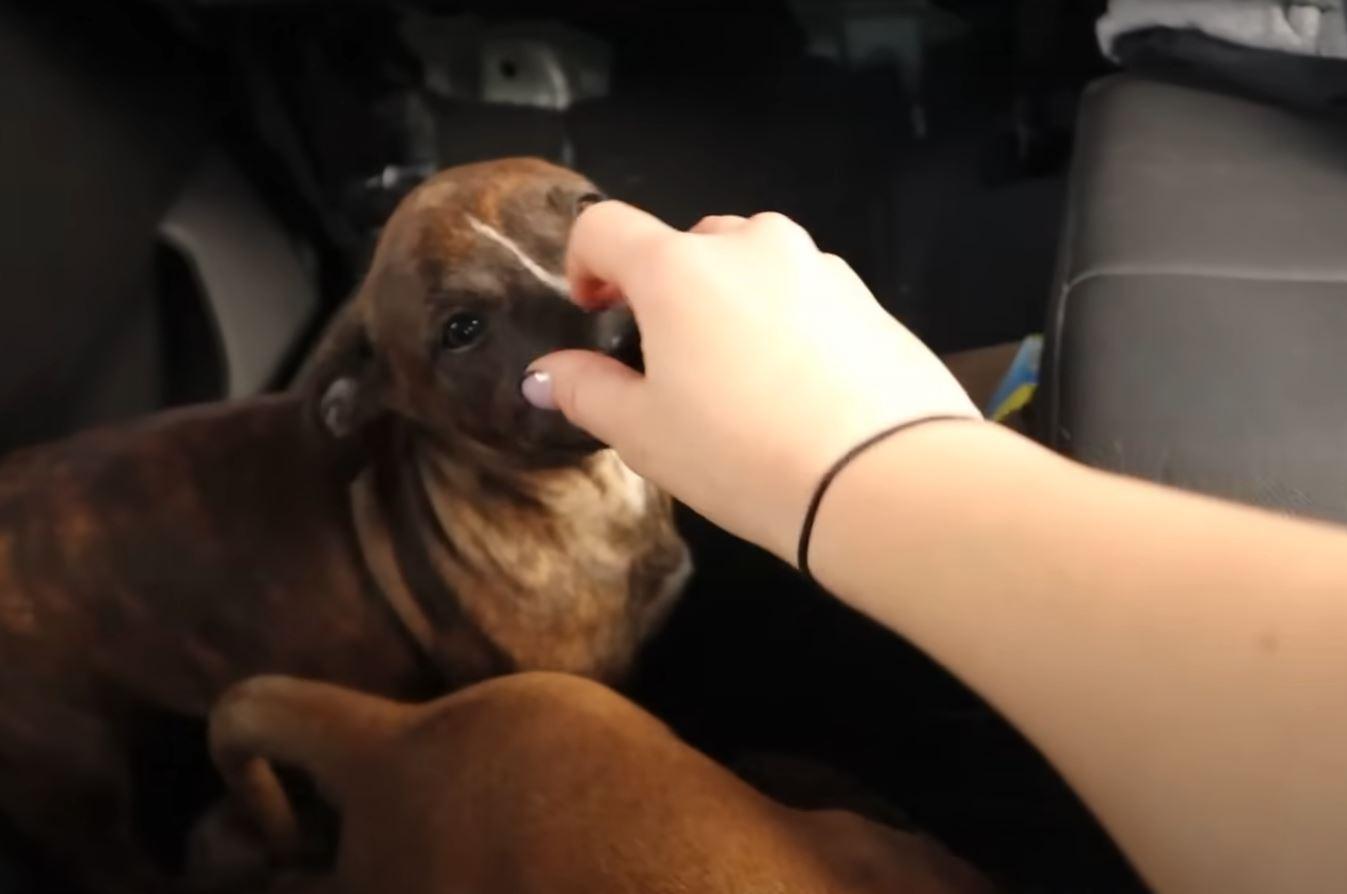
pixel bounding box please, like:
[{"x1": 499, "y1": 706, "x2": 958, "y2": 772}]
[{"x1": 524, "y1": 349, "x2": 644, "y2": 448}]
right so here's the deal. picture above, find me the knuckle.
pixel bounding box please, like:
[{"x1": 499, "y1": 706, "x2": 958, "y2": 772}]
[
  {"x1": 819, "y1": 251, "x2": 860, "y2": 282},
  {"x1": 585, "y1": 197, "x2": 629, "y2": 223},
  {"x1": 696, "y1": 213, "x2": 746, "y2": 230},
  {"x1": 749, "y1": 210, "x2": 797, "y2": 232},
  {"x1": 749, "y1": 211, "x2": 815, "y2": 248},
  {"x1": 749, "y1": 210, "x2": 789, "y2": 229},
  {"x1": 570, "y1": 200, "x2": 610, "y2": 240},
  {"x1": 819, "y1": 252, "x2": 849, "y2": 272}
]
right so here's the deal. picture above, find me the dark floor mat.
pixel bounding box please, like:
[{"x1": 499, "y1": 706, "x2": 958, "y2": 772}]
[{"x1": 631, "y1": 509, "x2": 1146, "y2": 893}]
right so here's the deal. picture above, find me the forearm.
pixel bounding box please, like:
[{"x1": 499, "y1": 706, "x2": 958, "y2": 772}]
[{"x1": 810, "y1": 421, "x2": 1347, "y2": 894}]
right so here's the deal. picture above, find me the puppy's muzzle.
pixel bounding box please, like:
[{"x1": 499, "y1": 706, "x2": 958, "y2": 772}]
[{"x1": 596, "y1": 308, "x2": 643, "y2": 374}]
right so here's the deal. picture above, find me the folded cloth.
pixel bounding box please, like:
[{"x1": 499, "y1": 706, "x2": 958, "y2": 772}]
[{"x1": 1098, "y1": 0, "x2": 1347, "y2": 61}]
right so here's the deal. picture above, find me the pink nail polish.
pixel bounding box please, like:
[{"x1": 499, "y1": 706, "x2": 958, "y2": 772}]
[{"x1": 520, "y1": 370, "x2": 557, "y2": 410}]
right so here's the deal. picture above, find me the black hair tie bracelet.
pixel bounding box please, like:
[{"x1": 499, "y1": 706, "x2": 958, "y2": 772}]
[{"x1": 796, "y1": 414, "x2": 975, "y2": 587}]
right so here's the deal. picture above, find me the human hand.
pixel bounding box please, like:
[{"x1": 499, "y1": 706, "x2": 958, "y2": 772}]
[{"x1": 524, "y1": 202, "x2": 980, "y2": 562}]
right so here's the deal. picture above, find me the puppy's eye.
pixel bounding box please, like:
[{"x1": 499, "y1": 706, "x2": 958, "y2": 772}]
[{"x1": 441, "y1": 312, "x2": 487, "y2": 351}]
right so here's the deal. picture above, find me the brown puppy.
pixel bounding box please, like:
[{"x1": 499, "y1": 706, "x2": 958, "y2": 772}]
[
  {"x1": 0, "y1": 158, "x2": 688, "y2": 893},
  {"x1": 210, "y1": 673, "x2": 996, "y2": 894}
]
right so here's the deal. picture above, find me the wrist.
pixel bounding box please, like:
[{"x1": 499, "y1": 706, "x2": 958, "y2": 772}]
[
  {"x1": 795, "y1": 415, "x2": 984, "y2": 584},
  {"x1": 803, "y1": 420, "x2": 1053, "y2": 600}
]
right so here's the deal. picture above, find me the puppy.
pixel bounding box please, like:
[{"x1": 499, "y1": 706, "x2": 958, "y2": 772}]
[
  {"x1": 209, "y1": 672, "x2": 997, "y2": 894},
  {"x1": 0, "y1": 158, "x2": 689, "y2": 893}
]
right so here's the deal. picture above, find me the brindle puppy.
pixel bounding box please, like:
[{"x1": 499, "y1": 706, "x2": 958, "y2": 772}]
[{"x1": 0, "y1": 158, "x2": 689, "y2": 894}]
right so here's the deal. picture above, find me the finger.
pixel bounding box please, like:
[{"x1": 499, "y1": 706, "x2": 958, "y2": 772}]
[
  {"x1": 566, "y1": 200, "x2": 679, "y2": 310},
  {"x1": 690, "y1": 214, "x2": 749, "y2": 235},
  {"x1": 819, "y1": 251, "x2": 868, "y2": 289},
  {"x1": 523, "y1": 349, "x2": 645, "y2": 451},
  {"x1": 745, "y1": 211, "x2": 817, "y2": 251}
]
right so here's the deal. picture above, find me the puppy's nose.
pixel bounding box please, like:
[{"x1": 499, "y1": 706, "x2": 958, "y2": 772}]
[{"x1": 599, "y1": 314, "x2": 643, "y2": 374}]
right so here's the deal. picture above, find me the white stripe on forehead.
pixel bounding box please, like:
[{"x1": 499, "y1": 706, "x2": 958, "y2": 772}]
[{"x1": 465, "y1": 214, "x2": 571, "y2": 299}]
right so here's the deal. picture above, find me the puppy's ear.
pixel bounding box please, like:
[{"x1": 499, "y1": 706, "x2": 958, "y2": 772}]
[{"x1": 298, "y1": 302, "x2": 386, "y2": 439}]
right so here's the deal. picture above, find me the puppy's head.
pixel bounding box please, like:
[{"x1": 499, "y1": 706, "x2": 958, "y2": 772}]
[{"x1": 308, "y1": 158, "x2": 638, "y2": 465}]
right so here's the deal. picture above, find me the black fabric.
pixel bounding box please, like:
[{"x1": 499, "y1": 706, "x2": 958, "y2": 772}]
[{"x1": 1114, "y1": 27, "x2": 1347, "y2": 113}]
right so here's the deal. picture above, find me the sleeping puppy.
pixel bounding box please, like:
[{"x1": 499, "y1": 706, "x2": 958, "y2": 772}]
[
  {"x1": 208, "y1": 672, "x2": 997, "y2": 894},
  {"x1": 0, "y1": 157, "x2": 689, "y2": 894}
]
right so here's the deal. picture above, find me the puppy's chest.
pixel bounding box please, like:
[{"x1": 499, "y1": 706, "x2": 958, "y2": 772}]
[
  {"x1": 400, "y1": 449, "x2": 688, "y2": 678},
  {"x1": 452, "y1": 454, "x2": 669, "y2": 599}
]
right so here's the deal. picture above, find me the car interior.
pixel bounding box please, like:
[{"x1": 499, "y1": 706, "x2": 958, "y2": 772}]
[{"x1": 4, "y1": 0, "x2": 1347, "y2": 891}]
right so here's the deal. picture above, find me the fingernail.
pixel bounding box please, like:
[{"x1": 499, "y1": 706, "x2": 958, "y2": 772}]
[{"x1": 520, "y1": 370, "x2": 557, "y2": 410}]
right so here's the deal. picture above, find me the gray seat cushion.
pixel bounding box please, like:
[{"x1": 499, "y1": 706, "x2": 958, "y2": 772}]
[{"x1": 1041, "y1": 75, "x2": 1347, "y2": 523}]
